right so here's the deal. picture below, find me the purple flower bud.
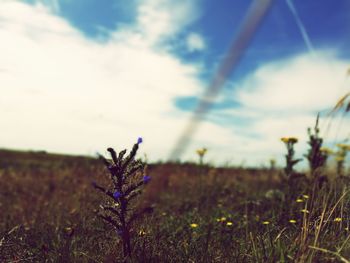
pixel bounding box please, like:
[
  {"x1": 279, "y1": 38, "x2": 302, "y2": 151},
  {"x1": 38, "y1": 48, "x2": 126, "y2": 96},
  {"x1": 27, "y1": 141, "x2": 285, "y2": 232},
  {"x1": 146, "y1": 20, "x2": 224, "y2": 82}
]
[
  {"x1": 137, "y1": 137, "x2": 143, "y2": 144},
  {"x1": 143, "y1": 175, "x2": 151, "y2": 184},
  {"x1": 113, "y1": 191, "x2": 122, "y2": 199}
]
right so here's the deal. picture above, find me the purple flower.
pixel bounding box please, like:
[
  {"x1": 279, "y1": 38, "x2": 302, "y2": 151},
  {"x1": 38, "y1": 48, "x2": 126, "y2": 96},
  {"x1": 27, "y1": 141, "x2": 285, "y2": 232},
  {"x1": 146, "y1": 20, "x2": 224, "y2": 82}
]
[
  {"x1": 137, "y1": 137, "x2": 143, "y2": 144},
  {"x1": 113, "y1": 191, "x2": 123, "y2": 199},
  {"x1": 143, "y1": 175, "x2": 151, "y2": 184}
]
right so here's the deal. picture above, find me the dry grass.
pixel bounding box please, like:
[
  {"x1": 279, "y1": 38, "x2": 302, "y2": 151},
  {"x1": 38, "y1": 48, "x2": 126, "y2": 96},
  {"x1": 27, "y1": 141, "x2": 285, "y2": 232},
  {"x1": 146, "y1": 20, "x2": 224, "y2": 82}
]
[{"x1": 0, "y1": 149, "x2": 349, "y2": 262}]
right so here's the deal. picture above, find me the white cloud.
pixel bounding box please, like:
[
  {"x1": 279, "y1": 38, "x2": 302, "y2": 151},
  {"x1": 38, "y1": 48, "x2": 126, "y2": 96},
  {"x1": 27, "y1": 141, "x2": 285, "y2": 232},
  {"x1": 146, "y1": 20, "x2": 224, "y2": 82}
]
[
  {"x1": 236, "y1": 52, "x2": 350, "y2": 113},
  {"x1": 186, "y1": 32, "x2": 206, "y2": 52},
  {"x1": 30, "y1": 0, "x2": 61, "y2": 13},
  {"x1": 1, "y1": 1, "x2": 350, "y2": 167},
  {"x1": 135, "y1": 0, "x2": 200, "y2": 45},
  {"x1": 1, "y1": 1, "x2": 227, "y2": 165},
  {"x1": 218, "y1": 51, "x2": 350, "y2": 167},
  {"x1": 0, "y1": 0, "x2": 239, "y2": 163}
]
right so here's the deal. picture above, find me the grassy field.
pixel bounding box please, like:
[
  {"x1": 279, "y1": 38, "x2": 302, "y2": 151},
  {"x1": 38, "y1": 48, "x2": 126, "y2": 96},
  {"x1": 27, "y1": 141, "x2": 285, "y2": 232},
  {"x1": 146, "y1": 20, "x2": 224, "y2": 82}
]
[{"x1": 0, "y1": 147, "x2": 349, "y2": 262}]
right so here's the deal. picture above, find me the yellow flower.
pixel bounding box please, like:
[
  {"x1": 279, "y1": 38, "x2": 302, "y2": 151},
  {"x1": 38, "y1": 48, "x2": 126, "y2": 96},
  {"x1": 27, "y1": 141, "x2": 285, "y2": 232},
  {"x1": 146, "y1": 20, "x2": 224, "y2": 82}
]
[
  {"x1": 320, "y1": 147, "x2": 334, "y2": 154},
  {"x1": 335, "y1": 156, "x2": 345, "y2": 162},
  {"x1": 289, "y1": 219, "x2": 297, "y2": 224},
  {"x1": 334, "y1": 218, "x2": 342, "y2": 222},
  {"x1": 302, "y1": 194, "x2": 309, "y2": 199},
  {"x1": 296, "y1": 199, "x2": 304, "y2": 203},
  {"x1": 196, "y1": 148, "x2": 207, "y2": 156},
  {"x1": 289, "y1": 137, "x2": 298, "y2": 143},
  {"x1": 336, "y1": 144, "x2": 350, "y2": 151},
  {"x1": 217, "y1": 217, "x2": 227, "y2": 222},
  {"x1": 281, "y1": 137, "x2": 289, "y2": 143},
  {"x1": 139, "y1": 230, "x2": 147, "y2": 236},
  {"x1": 262, "y1": 221, "x2": 270, "y2": 225},
  {"x1": 281, "y1": 137, "x2": 298, "y2": 143},
  {"x1": 226, "y1": 222, "x2": 233, "y2": 226},
  {"x1": 190, "y1": 223, "x2": 198, "y2": 228},
  {"x1": 300, "y1": 209, "x2": 309, "y2": 214}
]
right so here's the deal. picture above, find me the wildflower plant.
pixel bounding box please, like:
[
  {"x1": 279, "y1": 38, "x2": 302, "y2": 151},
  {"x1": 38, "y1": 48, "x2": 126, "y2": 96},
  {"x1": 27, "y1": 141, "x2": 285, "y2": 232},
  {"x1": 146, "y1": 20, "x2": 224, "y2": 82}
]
[
  {"x1": 335, "y1": 143, "x2": 350, "y2": 176},
  {"x1": 269, "y1": 158, "x2": 276, "y2": 170},
  {"x1": 196, "y1": 148, "x2": 207, "y2": 165},
  {"x1": 304, "y1": 114, "x2": 328, "y2": 177},
  {"x1": 92, "y1": 138, "x2": 153, "y2": 259},
  {"x1": 281, "y1": 137, "x2": 302, "y2": 177}
]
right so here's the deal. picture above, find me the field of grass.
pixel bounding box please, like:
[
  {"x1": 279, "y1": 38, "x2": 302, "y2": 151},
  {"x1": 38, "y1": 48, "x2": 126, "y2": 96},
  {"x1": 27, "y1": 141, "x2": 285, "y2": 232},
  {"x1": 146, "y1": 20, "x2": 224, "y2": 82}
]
[{"x1": 0, "y1": 147, "x2": 349, "y2": 262}]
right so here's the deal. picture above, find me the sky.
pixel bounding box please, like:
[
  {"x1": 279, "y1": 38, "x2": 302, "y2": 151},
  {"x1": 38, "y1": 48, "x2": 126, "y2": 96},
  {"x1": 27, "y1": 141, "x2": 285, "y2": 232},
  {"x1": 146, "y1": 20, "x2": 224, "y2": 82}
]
[{"x1": 1, "y1": 0, "x2": 350, "y2": 167}]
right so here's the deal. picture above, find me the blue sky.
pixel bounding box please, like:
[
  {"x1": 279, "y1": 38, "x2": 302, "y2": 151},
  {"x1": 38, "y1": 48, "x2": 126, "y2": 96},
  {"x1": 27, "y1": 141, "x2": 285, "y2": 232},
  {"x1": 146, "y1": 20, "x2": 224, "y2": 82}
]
[
  {"x1": 43, "y1": 0, "x2": 350, "y2": 71},
  {"x1": 38, "y1": 0, "x2": 350, "y2": 112},
  {"x1": 1, "y1": 0, "x2": 350, "y2": 166}
]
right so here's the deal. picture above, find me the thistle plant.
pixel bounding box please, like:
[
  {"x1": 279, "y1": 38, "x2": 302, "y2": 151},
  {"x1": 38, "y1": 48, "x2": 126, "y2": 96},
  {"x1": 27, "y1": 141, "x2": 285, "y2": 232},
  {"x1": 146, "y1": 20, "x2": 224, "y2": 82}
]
[
  {"x1": 196, "y1": 148, "x2": 207, "y2": 165},
  {"x1": 92, "y1": 138, "x2": 153, "y2": 259},
  {"x1": 281, "y1": 137, "x2": 302, "y2": 177},
  {"x1": 304, "y1": 115, "x2": 328, "y2": 177}
]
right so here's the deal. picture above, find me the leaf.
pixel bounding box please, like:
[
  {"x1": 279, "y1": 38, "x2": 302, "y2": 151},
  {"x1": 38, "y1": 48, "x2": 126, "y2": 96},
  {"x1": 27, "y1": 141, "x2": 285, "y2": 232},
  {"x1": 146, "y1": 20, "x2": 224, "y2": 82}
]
[
  {"x1": 107, "y1": 148, "x2": 118, "y2": 165},
  {"x1": 92, "y1": 182, "x2": 114, "y2": 199}
]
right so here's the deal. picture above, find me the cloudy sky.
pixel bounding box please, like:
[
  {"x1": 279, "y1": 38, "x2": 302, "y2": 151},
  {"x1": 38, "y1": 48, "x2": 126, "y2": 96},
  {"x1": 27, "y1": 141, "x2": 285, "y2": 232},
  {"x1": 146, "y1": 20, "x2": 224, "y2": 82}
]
[{"x1": 1, "y1": 0, "x2": 350, "y2": 166}]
